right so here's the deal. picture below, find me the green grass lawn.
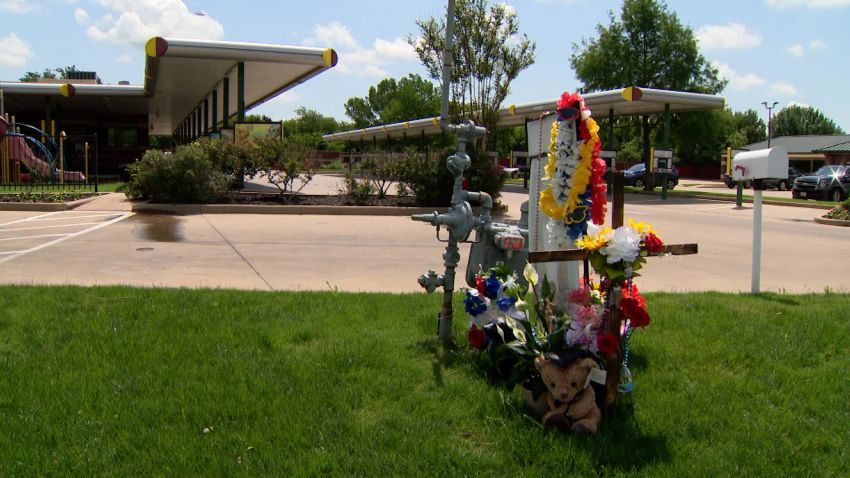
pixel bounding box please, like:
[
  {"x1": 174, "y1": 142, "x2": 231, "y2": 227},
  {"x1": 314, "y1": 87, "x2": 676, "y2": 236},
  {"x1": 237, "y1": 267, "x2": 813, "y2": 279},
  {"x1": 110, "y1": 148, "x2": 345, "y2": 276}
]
[{"x1": 0, "y1": 287, "x2": 847, "y2": 476}]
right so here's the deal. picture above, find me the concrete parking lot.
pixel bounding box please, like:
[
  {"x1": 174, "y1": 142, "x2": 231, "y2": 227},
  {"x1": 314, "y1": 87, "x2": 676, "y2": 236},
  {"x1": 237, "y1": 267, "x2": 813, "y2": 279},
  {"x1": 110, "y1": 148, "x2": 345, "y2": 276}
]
[{"x1": 0, "y1": 180, "x2": 846, "y2": 294}]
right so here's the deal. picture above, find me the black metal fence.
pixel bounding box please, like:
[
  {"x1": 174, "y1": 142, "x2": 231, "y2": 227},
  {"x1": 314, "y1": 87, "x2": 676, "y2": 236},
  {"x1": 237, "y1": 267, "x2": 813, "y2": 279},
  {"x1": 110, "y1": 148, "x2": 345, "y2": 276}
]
[{"x1": 0, "y1": 133, "x2": 99, "y2": 192}]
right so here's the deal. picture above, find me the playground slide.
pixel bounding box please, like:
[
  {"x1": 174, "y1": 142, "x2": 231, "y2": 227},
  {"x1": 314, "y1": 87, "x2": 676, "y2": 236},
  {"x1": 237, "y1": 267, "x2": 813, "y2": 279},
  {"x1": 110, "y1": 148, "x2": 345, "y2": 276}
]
[{"x1": 0, "y1": 117, "x2": 85, "y2": 182}]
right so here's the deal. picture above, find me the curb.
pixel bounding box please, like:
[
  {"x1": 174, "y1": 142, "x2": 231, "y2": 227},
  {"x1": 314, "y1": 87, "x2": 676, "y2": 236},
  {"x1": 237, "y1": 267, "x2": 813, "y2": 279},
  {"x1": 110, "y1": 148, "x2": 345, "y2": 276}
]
[
  {"x1": 132, "y1": 202, "x2": 442, "y2": 216},
  {"x1": 814, "y1": 216, "x2": 850, "y2": 227},
  {"x1": 0, "y1": 195, "x2": 102, "y2": 212},
  {"x1": 629, "y1": 189, "x2": 834, "y2": 210}
]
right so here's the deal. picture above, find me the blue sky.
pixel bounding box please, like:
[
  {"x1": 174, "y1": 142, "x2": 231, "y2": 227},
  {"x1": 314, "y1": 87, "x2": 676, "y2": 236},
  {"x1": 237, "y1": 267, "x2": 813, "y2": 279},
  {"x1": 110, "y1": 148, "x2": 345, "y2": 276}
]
[{"x1": 1, "y1": 0, "x2": 849, "y2": 132}]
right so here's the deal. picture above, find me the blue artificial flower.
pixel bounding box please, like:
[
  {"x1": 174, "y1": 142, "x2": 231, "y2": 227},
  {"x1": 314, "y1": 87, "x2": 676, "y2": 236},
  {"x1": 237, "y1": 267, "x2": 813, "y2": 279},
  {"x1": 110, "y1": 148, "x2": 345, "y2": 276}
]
[
  {"x1": 496, "y1": 296, "x2": 517, "y2": 312},
  {"x1": 464, "y1": 291, "x2": 487, "y2": 316},
  {"x1": 485, "y1": 272, "x2": 501, "y2": 299}
]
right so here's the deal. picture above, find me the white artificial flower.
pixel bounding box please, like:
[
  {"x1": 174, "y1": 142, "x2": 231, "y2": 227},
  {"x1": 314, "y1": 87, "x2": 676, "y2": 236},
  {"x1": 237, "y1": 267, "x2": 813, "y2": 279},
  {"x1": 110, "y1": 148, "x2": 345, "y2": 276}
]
[{"x1": 601, "y1": 226, "x2": 641, "y2": 264}]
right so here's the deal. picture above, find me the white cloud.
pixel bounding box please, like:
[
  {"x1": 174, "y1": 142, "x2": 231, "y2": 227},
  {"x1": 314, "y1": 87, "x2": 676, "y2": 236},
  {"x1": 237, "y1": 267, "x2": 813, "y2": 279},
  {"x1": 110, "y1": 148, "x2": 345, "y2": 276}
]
[
  {"x1": 115, "y1": 54, "x2": 131, "y2": 63},
  {"x1": 74, "y1": 7, "x2": 89, "y2": 25},
  {"x1": 712, "y1": 61, "x2": 766, "y2": 91},
  {"x1": 0, "y1": 0, "x2": 39, "y2": 13},
  {"x1": 373, "y1": 38, "x2": 417, "y2": 61},
  {"x1": 809, "y1": 39, "x2": 827, "y2": 49},
  {"x1": 771, "y1": 82, "x2": 798, "y2": 96},
  {"x1": 766, "y1": 0, "x2": 850, "y2": 7},
  {"x1": 304, "y1": 22, "x2": 417, "y2": 78},
  {"x1": 788, "y1": 101, "x2": 811, "y2": 108},
  {"x1": 697, "y1": 23, "x2": 762, "y2": 50},
  {"x1": 83, "y1": 0, "x2": 224, "y2": 47},
  {"x1": 303, "y1": 21, "x2": 357, "y2": 50},
  {"x1": 787, "y1": 44, "x2": 805, "y2": 57},
  {"x1": 0, "y1": 33, "x2": 34, "y2": 67}
]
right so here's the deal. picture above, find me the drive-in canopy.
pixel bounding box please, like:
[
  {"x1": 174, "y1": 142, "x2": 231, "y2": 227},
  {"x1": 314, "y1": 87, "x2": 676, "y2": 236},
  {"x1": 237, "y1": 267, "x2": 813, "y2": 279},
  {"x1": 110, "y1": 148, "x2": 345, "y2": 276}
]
[{"x1": 322, "y1": 87, "x2": 725, "y2": 142}]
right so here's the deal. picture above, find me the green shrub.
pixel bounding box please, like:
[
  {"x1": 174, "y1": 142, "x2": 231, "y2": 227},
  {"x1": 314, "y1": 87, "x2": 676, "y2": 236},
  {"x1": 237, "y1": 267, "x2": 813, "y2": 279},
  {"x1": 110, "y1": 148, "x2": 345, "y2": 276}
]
[
  {"x1": 465, "y1": 150, "x2": 505, "y2": 203},
  {"x1": 338, "y1": 173, "x2": 374, "y2": 204},
  {"x1": 395, "y1": 148, "x2": 454, "y2": 206},
  {"x1": 252, "y1": 138, "x2": 315, "y2": 198},
  {"x1": 395, "y1": 147, "x2": 505, "y2": 206},
  {"x1": 125, "y1": 144, "x2": 230, "y2": 203},
  {"x1": 362, "y1": 153, "x2": 397, "y2": 199}
]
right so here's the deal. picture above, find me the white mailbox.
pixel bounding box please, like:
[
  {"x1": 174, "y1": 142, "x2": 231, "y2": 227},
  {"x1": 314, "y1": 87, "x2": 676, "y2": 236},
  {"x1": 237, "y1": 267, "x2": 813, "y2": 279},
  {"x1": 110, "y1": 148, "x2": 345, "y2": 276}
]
[{"x1": 732, "y1": 146, "x2": 789, "y2": 180}]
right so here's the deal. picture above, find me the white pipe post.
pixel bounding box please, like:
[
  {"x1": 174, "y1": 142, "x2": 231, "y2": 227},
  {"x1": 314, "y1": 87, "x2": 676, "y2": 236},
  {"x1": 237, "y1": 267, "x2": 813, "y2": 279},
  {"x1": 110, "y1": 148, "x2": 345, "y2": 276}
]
[{"x1": 751, "y1": 189, "x2": 762, "y2": 293}]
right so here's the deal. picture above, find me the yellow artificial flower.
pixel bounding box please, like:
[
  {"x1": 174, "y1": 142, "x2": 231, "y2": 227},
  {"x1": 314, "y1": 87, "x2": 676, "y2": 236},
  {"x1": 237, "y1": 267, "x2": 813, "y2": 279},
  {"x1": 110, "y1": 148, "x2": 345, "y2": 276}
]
[
  {"x1": 575, "y1": 225, "x2": 612, "y2": 250},
  {"x1": 629, "y1": 218, "x2": 656, "y2": 237}
]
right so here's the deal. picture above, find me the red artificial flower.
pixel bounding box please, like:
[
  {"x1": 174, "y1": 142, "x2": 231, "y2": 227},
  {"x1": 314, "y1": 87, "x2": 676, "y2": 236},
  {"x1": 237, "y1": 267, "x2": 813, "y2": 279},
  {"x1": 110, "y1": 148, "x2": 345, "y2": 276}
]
[
  {"x1": 467, "y1": 324, "x2": 487, "y2": 349},
  {"x1": 621, "y1": 297, "x2": 651, "y2": 328},
  {"x1": 644, "y1": 232, "x2": 664, "y2": 254},
  {"x1": 475, "y1": 275, "x2": 487, "y2": 296},
  {"x1": 597, "y1": 333, "x2": 619, "y2": 355},
  {"x1": 557, "y1": 92, "x2": 583, "y2": 111}
]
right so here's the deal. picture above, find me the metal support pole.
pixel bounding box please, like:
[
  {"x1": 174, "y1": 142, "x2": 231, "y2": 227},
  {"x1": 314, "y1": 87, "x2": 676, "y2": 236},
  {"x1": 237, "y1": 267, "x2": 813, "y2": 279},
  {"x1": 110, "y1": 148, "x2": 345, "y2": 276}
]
[
  {"x1": 661, "y1": 103, "x2": 670, "y2": 200},
  {"x1": 237, "y1": 62, "x2": 245, "y2": 122},
  {"x1": 59, "y1": 131, "x2": 66, "y2": 184},
  {"x1": 751, "y1": 188, "x2": 763, "y2": 294},
  {"x1": 203, "y1": 98, "x2": 209, "y2": 135},
  {"x1": 736, "y1": 181, "x2": 744, "y2": 207},
  {"x1": 223, "y1": 77, "x2": 230, "y2": 129},
  {"x1": 212, "y1": 89, "x2": 218, "y2": 133},
  {"x1": 84, "y1": 142, "x2": 89, "y2": 181}
]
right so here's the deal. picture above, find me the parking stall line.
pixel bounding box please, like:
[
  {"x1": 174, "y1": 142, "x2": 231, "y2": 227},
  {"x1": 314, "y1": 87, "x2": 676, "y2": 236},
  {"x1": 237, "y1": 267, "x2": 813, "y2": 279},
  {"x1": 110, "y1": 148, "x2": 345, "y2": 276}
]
[
  {"x1": 0, "y1": 233, "x2": 69, "y2": 242},
  {"x1": 1, "y1": 222, "x2": 104, "y2": 232},
  {"x1": 0, "y1": 212, "x2": 134, "y2": 265},
  {"x1": 26, "y1": 213, "x2": 125, "y2": 222}
]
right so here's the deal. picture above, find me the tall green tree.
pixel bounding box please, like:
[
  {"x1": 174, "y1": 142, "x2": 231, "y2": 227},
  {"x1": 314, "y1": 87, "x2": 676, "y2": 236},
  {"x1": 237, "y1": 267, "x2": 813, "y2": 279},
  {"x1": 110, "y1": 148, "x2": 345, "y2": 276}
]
[
  {"x1": 771, "y1": 105, "x2": 844, "y2": 137},
  {"x1": 570, "y1": 0, "x2": 725, "y2": 178},
  {"x1": 344, "y1": 74, "x2": 441, "y2": 128},
  {"x1": 726, "y1": 109, "x2": 766, "y2": 147},
  {"x1": 283, "y1": 107, "x2": 349, "y2": 151},
  {"x1": 410, "y1": 0, "x2": 536, "y2": 147}
]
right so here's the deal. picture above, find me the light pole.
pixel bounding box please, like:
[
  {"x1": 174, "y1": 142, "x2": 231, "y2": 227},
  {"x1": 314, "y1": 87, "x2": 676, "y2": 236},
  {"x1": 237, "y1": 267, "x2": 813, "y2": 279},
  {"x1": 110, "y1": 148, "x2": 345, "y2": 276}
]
[{"x1": 762, "y1": 101, "x2": 778, "y2": 147}]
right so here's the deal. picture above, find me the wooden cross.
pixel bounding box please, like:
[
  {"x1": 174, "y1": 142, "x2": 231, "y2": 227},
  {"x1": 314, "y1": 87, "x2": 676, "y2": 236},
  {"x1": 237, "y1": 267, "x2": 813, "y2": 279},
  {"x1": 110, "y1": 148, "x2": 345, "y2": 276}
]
[{"x1": 527, "y1": 172, "x2": 698, "y2": 413}]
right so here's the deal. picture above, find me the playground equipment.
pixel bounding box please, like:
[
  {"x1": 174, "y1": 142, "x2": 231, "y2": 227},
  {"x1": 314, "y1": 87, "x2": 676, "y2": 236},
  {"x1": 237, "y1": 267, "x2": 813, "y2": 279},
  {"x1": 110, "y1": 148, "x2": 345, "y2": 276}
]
[{"x1": 0, "y1": 115, "x2": 85, "y2": 184}]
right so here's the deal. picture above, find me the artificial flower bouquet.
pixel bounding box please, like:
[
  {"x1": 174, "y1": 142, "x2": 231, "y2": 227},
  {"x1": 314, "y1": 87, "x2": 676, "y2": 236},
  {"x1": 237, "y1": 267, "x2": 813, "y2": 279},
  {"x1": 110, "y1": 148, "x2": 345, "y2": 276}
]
[{"x1": 464, "y1": 220, "x2": 664, "y2": 429}]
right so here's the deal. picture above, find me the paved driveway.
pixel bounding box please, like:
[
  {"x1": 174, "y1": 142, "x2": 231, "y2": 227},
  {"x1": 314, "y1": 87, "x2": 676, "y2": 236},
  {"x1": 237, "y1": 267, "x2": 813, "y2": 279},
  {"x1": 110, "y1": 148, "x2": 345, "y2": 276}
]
[{"x1": 0, "y1": 189, "x2": 846, "y2": 293}]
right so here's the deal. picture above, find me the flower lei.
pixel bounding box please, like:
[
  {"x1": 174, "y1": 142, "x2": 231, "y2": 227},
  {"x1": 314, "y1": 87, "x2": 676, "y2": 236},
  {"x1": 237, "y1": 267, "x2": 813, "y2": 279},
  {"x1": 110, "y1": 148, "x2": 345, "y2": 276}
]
[{"x1": 538, "y1": 92, "x2": 607, "y2": 244}]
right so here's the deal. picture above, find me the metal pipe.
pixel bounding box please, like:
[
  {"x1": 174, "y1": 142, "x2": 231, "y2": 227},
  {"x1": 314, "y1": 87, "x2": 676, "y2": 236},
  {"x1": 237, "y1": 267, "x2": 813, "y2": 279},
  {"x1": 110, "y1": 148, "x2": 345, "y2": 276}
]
[
  {"x1": 84, "y1": 142, "x2": 89, "y2": 181},
  {"x1": 439, "y1": 0, "x2": 455, "y2": 129}
]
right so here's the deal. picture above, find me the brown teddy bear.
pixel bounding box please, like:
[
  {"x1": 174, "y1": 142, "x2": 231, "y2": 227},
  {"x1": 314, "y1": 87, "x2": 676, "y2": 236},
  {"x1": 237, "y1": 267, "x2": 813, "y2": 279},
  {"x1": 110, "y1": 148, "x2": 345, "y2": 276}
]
[{"x1": 534, "y1": 354, "x2": 602, "y2": 434}]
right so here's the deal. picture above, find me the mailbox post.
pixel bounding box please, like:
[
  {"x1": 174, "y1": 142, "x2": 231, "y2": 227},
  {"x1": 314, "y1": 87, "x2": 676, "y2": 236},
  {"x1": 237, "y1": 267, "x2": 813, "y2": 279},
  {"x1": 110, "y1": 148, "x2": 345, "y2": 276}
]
[{"x1": 732, "y1": 146, "x2": 789, "y2": 293}]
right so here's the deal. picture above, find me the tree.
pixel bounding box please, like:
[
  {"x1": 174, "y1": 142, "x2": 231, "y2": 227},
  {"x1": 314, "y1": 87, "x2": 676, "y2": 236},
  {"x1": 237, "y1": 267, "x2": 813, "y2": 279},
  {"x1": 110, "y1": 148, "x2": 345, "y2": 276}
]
[
  {"x1": 19, "y1": 65, "x2": 80, "y2": 82},
  {"x1": 771, "y1": 105, "x2": 844, "y2": 137},
  {"x1": 570, "y1": 0, "x2": 725, "y2": 181},
  {"x1": 282, "y1": 107, "x2": 349, "y2": 151},
  {"x1": 344, "y1": 74, "x2": 441, "y2": 128},
  {"x1": 727, "y1": 109, "x2": 766, "y2": 147},
  {"x1": 410, "y1": 0, "x2": 536, "y2": 147},
  {"x1": 244, "y1": 114, "x2": 273, "y2": 123}
]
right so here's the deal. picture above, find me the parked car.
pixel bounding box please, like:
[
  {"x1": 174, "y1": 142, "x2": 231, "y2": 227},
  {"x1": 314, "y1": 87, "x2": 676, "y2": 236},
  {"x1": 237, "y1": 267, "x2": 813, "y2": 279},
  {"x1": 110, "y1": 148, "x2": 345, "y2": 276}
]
[
  {"x1": 622, "y1": 163, "x2": 678, "y2": 189},
  {"x1": 722, "y1": 167, "x2": 802, "y2": 190},
  {"x1": 792, "y1": 165, "x2": 850, "y2": 201}
]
